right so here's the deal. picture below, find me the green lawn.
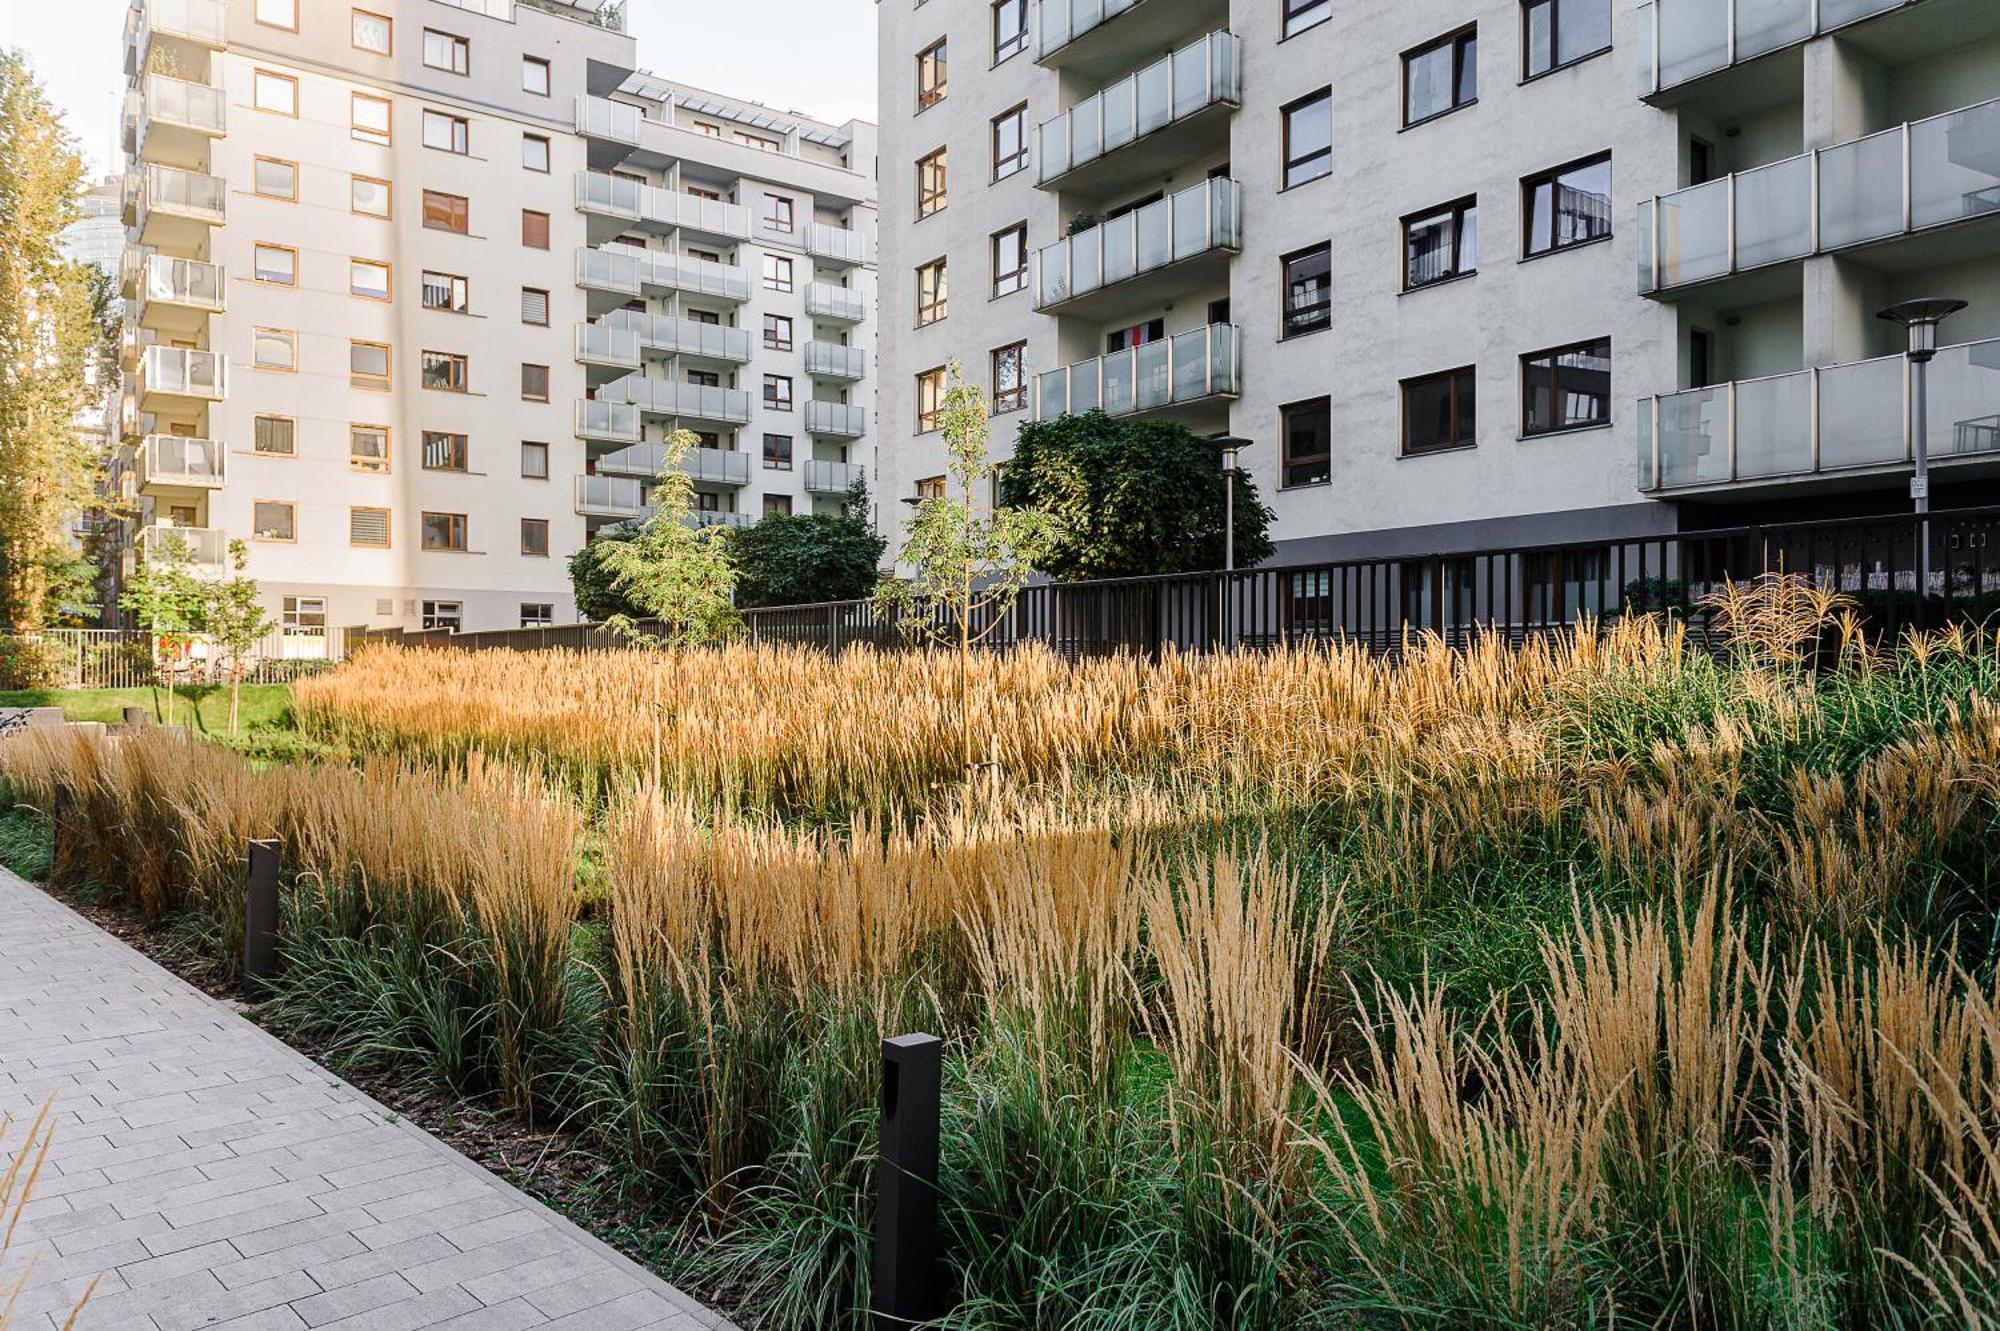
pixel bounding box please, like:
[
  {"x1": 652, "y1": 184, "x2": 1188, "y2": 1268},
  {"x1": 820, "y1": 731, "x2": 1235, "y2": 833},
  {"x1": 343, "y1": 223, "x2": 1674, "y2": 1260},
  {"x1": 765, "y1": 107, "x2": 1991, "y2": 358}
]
[{"x1": 0, "y1": 683, "x2": 295, "y2": 738}]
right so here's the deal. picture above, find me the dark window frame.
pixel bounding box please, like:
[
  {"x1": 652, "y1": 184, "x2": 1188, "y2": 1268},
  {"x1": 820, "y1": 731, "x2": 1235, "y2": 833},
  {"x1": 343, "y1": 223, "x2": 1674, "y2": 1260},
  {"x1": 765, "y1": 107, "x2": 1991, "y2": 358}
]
[
  {"x1": 1401, "y1": 366, "x2": 1479, "y2": 456},
  {"x1": 1402, "y1": 25, "x2": 1478, "y2": 128},
  {"x1": 993, "y1": 0, "x2": 1028, "y2": 62},
  {"x1": 1283, "y1": 0, "x2": 1332, "y2": 38},
  {"x1": 762, "y1": 432, "x2": 794, "y2": 470},
  {"x1": 1519, "y1": 336, "x2": 1612, "y2": 438},
  {"x1": 1280, "y1": 396, "x2": 1332, "y2": 489},
  {"x1": 1521, "y1": 0, "x2": 1614, "y2": 81},
  {"x1": 992, "y1": 223, "x2": 1029, "y2": 297},
  {"x1": 917, "y1": 36, "x2": 947, "y2": 110},
  {"x1": 916, "y1": 257, "x2": 948, "y2": 326},
  {"x1": 992, "y1": 104, "x2": 1029, "y2": 180},
  {"x1": 1402, "y1": 196, "x2": 1479, "y2": 290},
  {"x1": 917, "y1": 146, "x2": 949, "y2": 218},
  {"x1": 1281, "y1": 89, "x2": 1334, "y2": 190},
  {"x1": 992, "y1": 341, "x2": 1027, "y2": 415},
  {"x1": 1281, "y1": 243, "x2": 1332, "y2": 339},
  {"x1": 1521, "y1": 151, "x2": 1613, "y2": 258}
]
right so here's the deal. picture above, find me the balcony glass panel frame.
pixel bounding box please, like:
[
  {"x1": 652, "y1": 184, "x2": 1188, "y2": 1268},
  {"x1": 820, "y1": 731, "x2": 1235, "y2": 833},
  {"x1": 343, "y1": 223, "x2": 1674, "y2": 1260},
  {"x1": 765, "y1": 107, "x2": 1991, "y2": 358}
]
[{"x1": 1035, "y1": 30, "x2": 1243, "y2": 188}]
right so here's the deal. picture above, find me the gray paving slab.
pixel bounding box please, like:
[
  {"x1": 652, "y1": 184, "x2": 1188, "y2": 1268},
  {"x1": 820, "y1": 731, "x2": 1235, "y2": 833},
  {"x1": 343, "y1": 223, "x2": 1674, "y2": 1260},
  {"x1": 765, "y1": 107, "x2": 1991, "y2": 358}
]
[{"x1": 0, "y1": 869, "x2": 735, "y2": 1331}]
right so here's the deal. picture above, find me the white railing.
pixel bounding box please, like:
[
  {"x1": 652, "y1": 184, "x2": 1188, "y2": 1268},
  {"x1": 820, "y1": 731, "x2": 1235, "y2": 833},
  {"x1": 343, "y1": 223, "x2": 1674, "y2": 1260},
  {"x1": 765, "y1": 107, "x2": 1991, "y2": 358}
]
[
  {"x1": 1038, "y1": 176, "x2": 1241, "y2": 309},
  {"x1": 805, "y1": 342, "x2": 867, "y2": 380},
  {"x1": 575, "y1": 399, "x2": 642, "y2": 443},
  {"x1": 1638, "y1": 336, "x2": 2000, "y2": 491},
  {"x1": 806, "y1": 283, "x2": 866, "y2": 322},
  {"x1": 804, "y1": 458, "x2": 867, "y2": 494},
  {"x1": 140, "y1": 0, "x2": 227, "y2": 48},
  {"x1": 1036, "y1": 324, "x2": 1241, "y2": 421},
  {"x1": 137, "y1": 435, "x2": 224, "y2": 489},
  {"x1": 604, "y1": 310, "x2": 754, "y2": 363},
  {"x1": 141, "y1": 73, "x2": 225, "y2": 137},
  {"x1": 575, "y1": 94, "x2": 642, "y2": 144},
  {"x1": 678, "y1": 447, "x2": 752, "y2": 486},
  {"x1": 138, "y1": 345, "x2": 227, "y2": 400},
  {"x1": 805, "y1": 222, "x2": 873, "y2": 267},
  {"x1": 605, "y1": 374, "x2": 754, "y2": 425},
  {"x1": 575, "y1": 474, "x2": 647, "y2": 518},
  {"x1": 139, "y1": 254, "x2": 225, "y2": 313},
  {"x1": 1637, "y1": 0, "x2": 1914, "y2": 97},
  {"x1": 139, "y1": 163, "x2": 226, "y2": 225},
  {"x1": 1036, "y1": 30, "x2": 1242, "y2": 186},
  {"x1": 574, "y1": 172, "x2": 753, "y2": 240},
  {"x1": 805, "y1": 401, "x2": 868, "y2": 438},
  {"x1": 575, "y1": 323, "x2": 642, "y2": 370},
  {"x1": 1639, "y1": 97, "x2": 2000, "y2": 294}
]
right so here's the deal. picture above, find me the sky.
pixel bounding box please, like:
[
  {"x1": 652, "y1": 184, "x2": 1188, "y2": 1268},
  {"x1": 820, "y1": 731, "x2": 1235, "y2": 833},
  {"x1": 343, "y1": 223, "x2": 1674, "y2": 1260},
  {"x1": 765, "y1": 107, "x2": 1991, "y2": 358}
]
[{"x1": 5, "y1": 0, "x2": 880, "y2": 178}]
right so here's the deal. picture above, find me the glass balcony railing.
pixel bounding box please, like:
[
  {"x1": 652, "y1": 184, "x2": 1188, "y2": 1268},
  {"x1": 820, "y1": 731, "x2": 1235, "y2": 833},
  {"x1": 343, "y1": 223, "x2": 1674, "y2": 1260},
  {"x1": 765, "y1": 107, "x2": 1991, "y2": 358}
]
[
  {"x1": 575, "y1": 323, "x2": 642, "y2": 370},
  {"x1": 141, "y1": 73, "x2": 226, "y2": 138},
  {"x1": 805, "y1": 342, "x2": 867, "y2": 381},
  {"x1": 805, "y1": 401, "x2": 868, "y2": 438},
  {"x1": 575, "y1": 94, "x2": 642, "y2": 145},
  {"x1": 1637, "y1": 336, "x2": 2000, "y2": 492},
  {"x1": 1638, "y1": 98, "x2": 2000, "y2": 294},
  {"x1": 575, "y1": 399, "x2": 642, "y2": 444},
  {"x1": 139, "y1": 255, "x2": 225, "y2": 313},
  {"x1": 576, "y1": 246, "x2": 641, "y2": 296},
  {"x1": 804, "y1": 458, "x2": 867, "y2": 494},
  {"x1": 805, "y1": 222, "x2": 872, "y2": 267},
  {"x1": 1038, "y1": 0, "x2": 1145, "y2": 61},
  {"x1": 575, "y1": 474, "x2": 647, "y2": 519},
  {"x1": 604, "y1": 374, "x2": 754, "y2": 425},
  {"x1": 138, "y1": 345, "x2": 226, "y2": 400},
  {"x1": 1036, "y1": 31, "x2": 1242, "y2": 187},
  {"x1": 140, "y1": 163, "x2": 226, "y2": 225},
  {"x1": 806, "y1": 283, "x2": 866, "y2": 323},
  {"x1": 1035, "y1": 324, "x2": 1240, "y2": 422},
  {"x1": 140, "y1": 0, "x2": 228, "y2": 48},
  {"x1": 603, "y1": 310, "x2": 753, "y2": 363},
  {"x1": 574, "y1": 172, "x2": 752, "y2": 240},
  {"x1": 576, "y1": 247, "x2": 750, "y2": 304},
  {"x1": 137, "y1": 435, "x2": 224, "y2": 489},
  {"x1": 686, "y1": 510, "x2": 754, "y2": 530},
  {"x1": 677, "y1": 447, "x2": 752, "y2": 486},
  {"x1": 1636, "y1": 0, "x2": 1912, "y2": 97},
  {"x1": 1037, "y1": 176, "x2": 1241, "y2": 310},
  {"x1": 135, "y1": 524, "x2": 227, "y2": 570}
]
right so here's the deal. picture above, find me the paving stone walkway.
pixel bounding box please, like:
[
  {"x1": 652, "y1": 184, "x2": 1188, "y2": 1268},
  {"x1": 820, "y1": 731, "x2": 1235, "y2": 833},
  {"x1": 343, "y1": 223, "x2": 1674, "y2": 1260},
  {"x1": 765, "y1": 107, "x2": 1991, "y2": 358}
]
[{"x1": 0, "y1": 869, "x2": 733, "y2": 1331}]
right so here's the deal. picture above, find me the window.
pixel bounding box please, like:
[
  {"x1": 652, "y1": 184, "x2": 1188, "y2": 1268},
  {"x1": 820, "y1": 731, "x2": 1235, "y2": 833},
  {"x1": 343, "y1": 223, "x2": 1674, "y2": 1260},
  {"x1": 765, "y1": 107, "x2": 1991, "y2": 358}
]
[
  {"x1": 422, "y1": 351, "x2": 468, "y2": 393},
  {"x1": 350, "y1": 259, "x2": 391, "y2": 302},
  {"x1": 763, "y1": 433, "x2": 793, "y2": 470},
  {"x1": 763, "y1": 315, "x2": 794, "y2": 351},
  {"x1": 1284, "y1": 0, "x2": 1331, "y2": 37},
  {"x1": 424, "y1": 110, "x2": 470, "y2": 155},
  {"x1": 916, "y1": 258, "x2": 947, "y2": 325},
  {"x1": 1282, "y1": 244, "x2": 1331, "y2": 338},
  {"x1": 253, "y1": 157, "x2": 297, "y2": 201},
  {"x1": 255, "y1": 0, "x2": 296, "y2": 29},
  {"x1": 422, "y1": 431, "x2": 468, "y2": 471},
  {"x1": 737, "y1": 132, "x2": 782, "y2": 153},
  {"x1": 1524, "y1": 0, "x2": 1612, "y2": 79},
  {"x1": 423, "y1": 29, "x2": 470, "y2": 75},
  {"x1": 521, "y1": 441, "x2": 549, "y2": 479},
  {"x1": 253, "y1": 244, "x2": 296, "y2": 286},
  {"x1": 992, "y1": 106, "x2": 1028, "y2": 180},
  {"x1": 281, "y1": 594, "x2": 323, "y2": 633},
  {"x1": 422, "y1": 271, "x2": 469, "y2": 312},
  {"x1": 351, "y1": 175, "x2": 391, "y2": 218},
  {"x1": 521, "y1": 518, "x2": 550, "y2": 557},
  {"x1": 351, "y1": 93, "x2": 391, "y2": 145},
  {"x1": 423, "y1": 190, "x2": 469, "y2": 234},
  {"x1": 350, "y1": 425, "x2": 389, "y2": 472},
  {"x1": 1523, "y1": 153, "x2": 1612, "y2": 256},
  {"x1": 421, "y1": 514, "x2": 468, "y2": 553},
  {"x1": 1282, "y1": 90, "x2": 1332, "y2": 189},
  {"x1": 1107, "y1": 320, "x2": 1164, "y2": 353},
  {"x1": 421, "y1": 600, "x2": 463, "y2": 630},
  {"x1": 253, "y1": 70, "x2": 298, "y2": 117},
  {"x1": 1521, "y1": 338, "x2": 1611, "y2": 436},
  {"x1": 1403, "y1": 367, "x2": 1478, "y2": 455},
  {"x1": 917, "y1": 147, "x2": 948, "y2": 218},
  {"x1": 522, "y1": 210, "x2": 550, "y2": 249},
  {"x1": 350, "y1": 341, "x2": 390, "y2": 390},
  {"x1": 763, "y1": 495, "x2": 793, "y2": 518},
  {"x1": 522, "y1": 56, "x2": 551, "y2": 97},
  {"x1": 1281, "y1": 397, "x2": 1331, "y2": 487},
  {"x1": 992, "y1": 224, "x2": 1028, "y2": 297},
  {"x1": 763, "y1": 194, "x2": 794, "y2": 234},
  {"x1": 520, "y1": 603, "x2": 554, "y2": 627},
  {"x1": 763, "y1": 375, "x2": 793, "y2": 412},
  {"x1": 688, "y1": 370, "x2": 720, "y2": 389},
  {"x1": 1405, "y1": 198, "x2": 1478, "y2": 288},
  {"x1": 763, "y1": 255, "x2": 794, "y2": 292},
  {"x1": 917, "y1": 367, "x2": 947, "y2": 432},
  {"x1": 352, "y1": 10, "x2": 391, "y2": 53},
  {"x1": 252, "y1": 328, "x2": 297, "y2": 371},
  {"x1": 253, "y1": 415, "x2": 296, "y2": 456},
  {"x1": 522, "y1": 363, "x2": 551, "y2": 401},
  {"x1": 521, "y1": 288, "x2": 549, "y2": 326},
  {"x1": 917, "y1": 37, "x2": 947, "y2": 110},
  {"x1": 1405, "y1": 28, "x2": 1478, "y2": 127},
  {"x1": 992, "y1": 342, "x2": 1026, "y2": 414},
  {"x1": 521, "y1": 134, "x2": 551, "y2": 173},
  {"x1": 349, "y1": 507, "x2": 390, "y2": 548},
  {"x1": 915, "y1": 475, "x2": 947, "y2": 501},
  {"x1": 994, "y1": 0, "x2": 1028, "y2": 61},
  {"x1": 252, "y1": 501, "x2": 296, "y2": 542}
]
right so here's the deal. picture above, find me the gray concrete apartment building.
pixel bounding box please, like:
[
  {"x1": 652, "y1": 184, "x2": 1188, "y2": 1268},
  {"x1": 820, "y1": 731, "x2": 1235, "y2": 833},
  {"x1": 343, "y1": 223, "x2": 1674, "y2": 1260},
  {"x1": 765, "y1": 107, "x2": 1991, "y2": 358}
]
[
  {"x1": 874, "y1": 0, "x2": 2000, "y2": 571},
  {"x1": 117, "y1": 0, "x2": 877, "y2": 637}
]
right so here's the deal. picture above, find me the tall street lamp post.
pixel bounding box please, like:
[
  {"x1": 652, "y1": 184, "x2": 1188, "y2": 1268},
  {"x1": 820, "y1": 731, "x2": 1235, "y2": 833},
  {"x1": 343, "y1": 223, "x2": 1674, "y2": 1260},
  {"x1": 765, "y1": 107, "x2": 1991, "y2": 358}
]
[
  {"x1": 1877, "y1": 297, "x2": 1968, "y2": 607},
  {"x1": 1207, "y1": 434, "x2": 1252, "y2": 648}
]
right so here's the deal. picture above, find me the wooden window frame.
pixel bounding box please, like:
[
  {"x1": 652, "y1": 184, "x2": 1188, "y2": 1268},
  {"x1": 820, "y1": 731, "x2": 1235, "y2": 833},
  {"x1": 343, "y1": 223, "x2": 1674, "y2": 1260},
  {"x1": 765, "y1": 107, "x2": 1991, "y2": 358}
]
[
  {"x1": 916, "y1": 258, "x2": 948, "y2": 326},
  {"x1": 992, "y1": 223, "x2": 1028, "y2": 297},
  {"x1": 916, "y1": 367, "x2": 947, "y2": 434},
  {"x1": 349, "y1": 341, "x2": 392, "y2": 391},
  {"x1": 252, "y1": 243, "x2": 298, "y2": 287},
  {"x1": 251, "y1": 499, "x2": 298, "y2": 544},
  {"x1": 349, "y1": 424, "x2": 391, "y2": 473},
  {"x1": 521, "y1": 209, "x2": 551, "y2": 250},
  {"x1": 351, "y1": 92, "x2": 392, "y2": 145},
  {"x1": 522, "y1": 55, "x2": 552, "y2": 97},
  {"x1": 349, "y1": 506, "x2": 392, "y2": 548},
  {"x1": 252, "y1": 69, "x2": 300, "y2": 118},
  {"x1": 1522, "y1": 0, "x2": 1614, "y2": 81},
  {"x1": 421, "y1": 430, "x2": 469, "y2": 472},
  {"x1": 763, "y1": 314, "x2": 794, "y2": 352},
  {"x1": 420, "y1": 512, "x2": 469, "y2": 553},
  {"x1": 351, "y1": 8, "x2": 392, "y2": 55},
  {"x1": 1281, "y1": 89, "x2": 1333, "y2": 190},
  {"x1": 521, "y1": 288, "x2": 550, "y2": 327},
  {"x1": 1401, "y1": 25, "x2": 1479, "y2": 129},
  {"x1": 422, "y1": 28, "x2": 470, "y2": 76},
  {"x1": 422, "y1": 189, "x2": 470, "y2": 235},
  {"x1": 423, "y1": 109, "x2": 470, "y2": 156},
  {"x1": 1281, "y1": 243, "x2": 1332, "y2": 339},
  {"x1": 762, "y1": 254, "x2": 793, "y2": 293},
  {"x1": 1521, "y1": 151, "x2": 1613, "y2": 257},
  {"x1": 762, "y1": 193, "x2": 794, "y2": 234},
  {"x1": 916, "y1": 37, "x2": 947, "y2": 110},
  {"x1": 762, "y1": 433, "x2": 794, "y2": 471},
  {"x1": 252, "y1": 156, "x2": 299, "y2": 202},
  {"x1": 520, "y1": 518, "x2": 550, "y2": 558},
  {"x1": 991, "y1": 105, "x2": 1028, "y2": 181},
  {"x1": 522, "y1": 134, "x2": 551, "y2": 173},
  {"x1": 254, "y1": 0, "x2": 298, "y2": 32},
  {"x1": 993, "y1": 0, "x2": 1028, "y2": 62},
  {"x1": 421, "y1": 270, "x2": 470, "y2": 313},
  {"x1": 991, "y1": 341, "x2": 1027, "y2": 414},
  {"x1": 520, "y1": 441, "x2": 549, "y2": 479},
  {"x1": 521, "y1": 363, "x2": 550, "y2": 402},
  {"x1": 762, "y1": 375, "x2": 794, "y2": 413},
  {"x1": 350, "y1": 174, "x2": 392, "y2": 219},
  {"x1": 1519, "y1": 337, "x2": 1612, "y2": 438},
  {"x1": 1401, "y1": 366, "x2": 1479, "y2": 456},
  {"x1": 916, "y1": 146, "x2": 948, "y2": 219},
  {"x1": 1403, "y1": 197, "x2": 1479, "y2": 290},
  {"x1": 349, "y1": 258, "x2": 392, "y2": 303},
  {"x1": 421, "y1": 351, "x2": 470, "y2": 394},
  {"x1": 1280, "y1": 396, "x2": 1332, "y2": 489},
  {"x1": 251, "y1": 327, "x2": 298, "y2": 373},
  {"x1": 253, "y1": 414, "x2": 297, "y2": 457}
]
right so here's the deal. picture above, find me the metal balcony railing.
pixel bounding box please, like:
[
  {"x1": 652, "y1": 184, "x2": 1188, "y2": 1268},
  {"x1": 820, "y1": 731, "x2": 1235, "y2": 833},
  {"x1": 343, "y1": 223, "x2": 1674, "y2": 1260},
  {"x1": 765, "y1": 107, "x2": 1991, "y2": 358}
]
[
  {"x1": 138, "y1": 345, "x2": 227, "y2": 401},
  {"x1": 603, "y1": 311, "x2": 754, "y2": 363},
  {"x1": 1037, "y1": 176, "x2": 1241, "y2": 310},
  {"x1": 575, "y1": 474, "x2": 647, "y2": 519},
  {"x1": 806, "y1": 283, "x2": 866, "y2": 323},
  {"x1": 1036, "y1": 324, "x2": 1240, "y2": 422},
  {"x1": 1036, "y1": 30, "x2": 1242, "y2": 187},
  {"x1": 1639, "y1": 97, "x2": 2000, "y2": 294},
  {"x1": 805, "y1": 401, "x2": 868, "y2": 438},
  {"x1": 137, "y1": 435, "x2": 224, "y2": 489},
  {"x1": 138, "y1": 255, "x2": 225, "y2": 314},
  {"x1": 804, "y1": 458, "x2": 867, "y2": 494},
  {"x1": 1636, "y1": 0, "x2": 1915, "y2": 99},
  {"x1": 1638, "y1": 336, "x2": 2000, "y2": 492},
  {"x1": 805, "y1": 342, "x2": 867, "y2": 381}
]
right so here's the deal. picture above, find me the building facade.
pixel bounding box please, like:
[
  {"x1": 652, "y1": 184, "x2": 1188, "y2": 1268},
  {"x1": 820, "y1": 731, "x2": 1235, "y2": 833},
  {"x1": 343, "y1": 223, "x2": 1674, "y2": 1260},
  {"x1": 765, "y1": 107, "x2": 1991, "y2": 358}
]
[
  {"x1": 117, "y1": 0, "x2": 877, "y2": 636},
  {"x1": 876, "y1": 0, "x2": 2000, "y2": 570}
]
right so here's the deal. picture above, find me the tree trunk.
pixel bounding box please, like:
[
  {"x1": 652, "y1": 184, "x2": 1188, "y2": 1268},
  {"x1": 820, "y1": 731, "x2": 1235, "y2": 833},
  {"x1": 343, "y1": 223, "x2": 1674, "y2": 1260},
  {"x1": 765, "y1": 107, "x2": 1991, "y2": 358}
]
[{"x1": 229, "y1": 667, "x2": 240, "y2": 735}]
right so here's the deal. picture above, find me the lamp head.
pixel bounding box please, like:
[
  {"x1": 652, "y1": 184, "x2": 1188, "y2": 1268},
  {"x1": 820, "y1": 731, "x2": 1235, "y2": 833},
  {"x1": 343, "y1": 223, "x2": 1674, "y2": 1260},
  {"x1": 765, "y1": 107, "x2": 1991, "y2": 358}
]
[
  {"x1": 1878, "y1": 297, "x2": 1969, "y2": 362},
  {"x1": 1206, "y1": 432, "x2": 1252, "y2": 471}
]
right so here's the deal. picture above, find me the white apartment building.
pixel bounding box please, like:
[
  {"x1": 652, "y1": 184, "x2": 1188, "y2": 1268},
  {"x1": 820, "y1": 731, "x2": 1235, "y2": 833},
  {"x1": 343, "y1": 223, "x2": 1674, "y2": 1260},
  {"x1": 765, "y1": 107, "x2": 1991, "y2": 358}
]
[
  {"x1": 117, "y1": 0, "x2": 878, "y2": 637},
  {"x1": 876, "y1": 0, "x2": 2000, "y2": 569}
]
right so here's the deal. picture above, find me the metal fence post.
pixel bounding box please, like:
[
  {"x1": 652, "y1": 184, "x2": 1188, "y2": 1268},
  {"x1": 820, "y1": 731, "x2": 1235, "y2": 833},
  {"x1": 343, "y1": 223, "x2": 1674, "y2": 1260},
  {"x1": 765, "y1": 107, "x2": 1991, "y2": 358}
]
[
  {"x1": 874, "y1": 1033, "x2": 944, "y2": 1329},
  {"x1": 242, "y1": 839, "x2": 282, "y2": 996}
]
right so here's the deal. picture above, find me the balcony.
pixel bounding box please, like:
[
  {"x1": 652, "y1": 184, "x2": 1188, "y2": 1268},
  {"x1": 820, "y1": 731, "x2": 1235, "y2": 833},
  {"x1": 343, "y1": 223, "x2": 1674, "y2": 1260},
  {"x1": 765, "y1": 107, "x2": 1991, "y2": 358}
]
[
  {"x1": 575, "y1": 323, "x2": 642, "y2": 385},
  {"x1": 1035, "y1": 323, "x2": 1240, "y2": 429},
  {"x1": 1636, "y1": 0, "x2": 1922, "y2": 102},
  {"x1": 595, "y1": 441, "x2": 750, "y2": 487},
  {"x1": 136, "y1": 435, "x2": 224, "y2": 492},
  {"x1": 135, "y1": 255, "x2": 225, "y2": 335},
  {"x1": 1639, "y1": 98, "x2": 2000, "y2": 296},
  {"x1": 576, "y1": 474, "x2": 647, "y2": 523},
  {"x1": 127, "y1": 163, "x2": 226, "y2": 248},
  {"x1": 574, "y1": 171, "x2": 752, "y2": 246},
  {"x1": 804, "y1": 458, "x2": 867, "y2": 495},
  {"x1": 128, "y1": 74, "x2": 225, "y2": 170},
  {"x1": 805, "y1": 342, "x2": 867, "y2": 382},
  {"x1": 134, "y1": 523, "x2": 227, "y2": 574},
  {"x1": 1037, "y1": 0, "x2": 1230, "y2": 80},
  {"x1": 687, "y1": 510, "x2": 754, "y2": 530},
  {"x1": 1037, "y1": 176, "x2": 1241, "y2": 319},
  {"x1": 126, "y1": 0, "x2": 226, "y2": 80},
  {"x1": 137, "y1": 345, "x2": 226, "y2": 409},
  {"x1": 1637, "y1": 336, "x2": 2000, "y2": 495},
  {"x1": 806, "y1": 222, "x2": 873, "y2": 269},
  {"x1": 574, "y1": 93, "x2": 642, "y2": 169},
  {"x1": 605, "y1": 374, "x2": 754, "y2": 426},
  {"x1": 1036, "y1": 30, "x2": 1242, "y2": 198},
  {"x1": 575, "y1": 398, "x2": 642, "y2": 445},
  {"x1": 805, "y1": 401, "x2": 868, "y2": 439},
  {"x1": 806, "y1": 283, "x2": 866, "y2": 324},
  {"x1": 576, "y1": 247, "x2": 749, "y2": 314},
  {"x1": 604, "y1": 310, "x2": 754, "y2": 364}
]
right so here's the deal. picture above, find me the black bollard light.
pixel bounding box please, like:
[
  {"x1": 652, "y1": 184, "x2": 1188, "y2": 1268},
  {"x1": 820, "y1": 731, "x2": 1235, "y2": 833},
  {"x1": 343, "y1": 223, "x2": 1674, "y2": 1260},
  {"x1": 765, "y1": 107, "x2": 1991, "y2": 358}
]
[
  {"x1": 874, "y1": 1032, "x2": 944, "y2": 1329},
  {"x1": 242, "y1": 839, "x2": 282, "y2": 996}
]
